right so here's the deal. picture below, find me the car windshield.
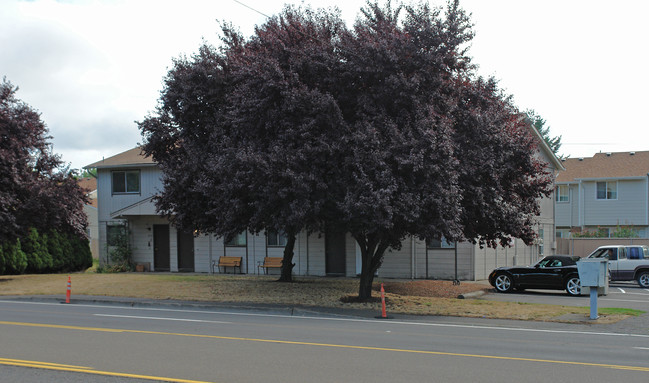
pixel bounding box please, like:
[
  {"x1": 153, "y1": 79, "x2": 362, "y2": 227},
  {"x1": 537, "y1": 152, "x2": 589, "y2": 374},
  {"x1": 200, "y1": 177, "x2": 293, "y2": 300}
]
[
  {"x1": 536, "y1": 258, "x2": 563, "y2": 268},
  {"x1": 588, "y1": 248, "x2": 617, "y2": 260}
]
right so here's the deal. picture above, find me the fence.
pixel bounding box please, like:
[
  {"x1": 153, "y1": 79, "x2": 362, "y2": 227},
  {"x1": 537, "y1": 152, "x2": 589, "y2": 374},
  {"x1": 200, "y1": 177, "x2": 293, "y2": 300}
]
[{"x1": 556, "y1": 237, "x2": 649, "y2": 258}]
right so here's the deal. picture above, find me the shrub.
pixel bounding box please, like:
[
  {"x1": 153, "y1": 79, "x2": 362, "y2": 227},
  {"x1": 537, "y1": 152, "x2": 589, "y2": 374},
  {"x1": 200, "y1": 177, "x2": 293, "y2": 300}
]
[
  {"x1": 22, "y1": 228, "x2": 53, "y2": 273},
  {"x1": 1, "y1": 239, "x2": 27, "y2": 275}
]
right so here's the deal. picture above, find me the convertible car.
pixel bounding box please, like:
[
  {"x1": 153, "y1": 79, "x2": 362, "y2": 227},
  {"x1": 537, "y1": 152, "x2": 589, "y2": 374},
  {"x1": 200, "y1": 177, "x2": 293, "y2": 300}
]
[{"x1": 488, "y1": 255, "x2": 582, "y2": 296}]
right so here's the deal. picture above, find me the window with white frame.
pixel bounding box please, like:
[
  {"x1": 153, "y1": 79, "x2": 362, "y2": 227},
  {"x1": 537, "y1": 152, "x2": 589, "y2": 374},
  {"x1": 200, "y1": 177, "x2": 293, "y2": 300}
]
[
  {"x1": 112, "y1": 170, "x2": 140, "y2": 194},
  {"x1": 596, "y1": 181, "x2": 617, "y2": 200},
  {"x1": 225, "y1": 231, "x2": 247, "y2": 246},
  {"x1": 267, "y1": 230, "x2": 288, "y2": 246},
  {"x1": 555, "y1": 185, "x2": 569, "y2": 202}
]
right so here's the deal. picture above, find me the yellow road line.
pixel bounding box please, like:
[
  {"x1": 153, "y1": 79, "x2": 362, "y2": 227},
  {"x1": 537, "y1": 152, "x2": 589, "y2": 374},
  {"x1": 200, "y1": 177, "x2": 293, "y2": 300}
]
[
  {"x1": 0, "y1": 357, "x2": 215, "y2": 383},
  {"x1": 0, "y1": 357, "x2": 93, "y2": 369},
  {"x1": 1, "y1": 320, "x2": 648, "y2": 373}
]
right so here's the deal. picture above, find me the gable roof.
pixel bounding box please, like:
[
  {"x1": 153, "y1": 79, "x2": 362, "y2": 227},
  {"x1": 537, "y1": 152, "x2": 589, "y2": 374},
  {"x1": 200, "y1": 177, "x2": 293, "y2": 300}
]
[
  {"x1": 527, "y1": 124, "x2": 565, "y2": 172},
  {"x1": 84, "y1": 147, "x2": 155, "y2": 169},
  {"x1": 557, "y1": 151, "x2": 649, "y2": 182},
  {"x1": 77, "y1": 177, "x2": 98, "y2": 207},
  {"x1": 77, "y1": 177, "x2": 96, "y2": 193}
]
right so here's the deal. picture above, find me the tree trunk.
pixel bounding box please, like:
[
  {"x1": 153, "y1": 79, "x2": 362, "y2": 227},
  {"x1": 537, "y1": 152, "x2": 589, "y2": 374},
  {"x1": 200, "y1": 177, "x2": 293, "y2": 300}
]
[
  {"x1": 358, "y1": 265, "x2": 376, "y2": 300},
  {"x1": 356, "y1": 236, "x2": 389, "y2": 300},
  {"x1": 278, "y1": 233, "x2": 297, "y2": 282}
]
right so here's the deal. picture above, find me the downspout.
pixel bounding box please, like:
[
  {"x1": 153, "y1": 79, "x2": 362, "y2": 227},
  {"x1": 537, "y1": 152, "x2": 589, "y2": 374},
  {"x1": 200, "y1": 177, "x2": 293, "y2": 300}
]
[
  {"x1": 410, "y1": 236, "x2": 415, "y2": 279},
  {"x1": 454, "y1": 241, "x2": 458, "y2": 283},
  {"x1": 578, "y1": 180, "x2": 583, "y2": 229},
  {"x1": 646, "y1": 174, "x2": 649, "y2": 227},
  {"x1": 252, "y1": 233, "x2": 256, "y2": 274},
  {"x1": 208, "y1": 234, "x2": 213, "y2": 274},
  {"x1": 297, "y1": 232, "x2": 301, "y2": 275},
  {"x1": 245, "y1": 232, "x2": 249, "y2": 274}
]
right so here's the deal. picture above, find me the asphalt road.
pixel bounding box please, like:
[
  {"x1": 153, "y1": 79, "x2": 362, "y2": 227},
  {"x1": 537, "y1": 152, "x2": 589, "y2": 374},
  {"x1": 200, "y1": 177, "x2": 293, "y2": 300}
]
[{"x1": 1, "y1": 297, "x2": 649, "y2": 383}]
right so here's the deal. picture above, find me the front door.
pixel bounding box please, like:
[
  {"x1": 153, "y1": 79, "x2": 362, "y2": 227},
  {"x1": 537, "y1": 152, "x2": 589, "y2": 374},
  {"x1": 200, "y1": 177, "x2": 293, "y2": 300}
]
[
  {"x1": 325, "y1": 227, "x2": 346, "y2": 275},
  {"x1": 153, "y1": 224, "x2": 170, "y2": 271},
  {"x1": 177, "y1": 230, "x2": 195, "y2": 272}
]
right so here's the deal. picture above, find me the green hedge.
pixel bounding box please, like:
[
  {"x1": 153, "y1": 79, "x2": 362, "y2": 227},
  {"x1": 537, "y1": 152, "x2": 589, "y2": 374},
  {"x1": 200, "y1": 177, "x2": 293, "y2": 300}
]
[{"x1": 0, "y1": 228, "x2": 92, "y2": 275}]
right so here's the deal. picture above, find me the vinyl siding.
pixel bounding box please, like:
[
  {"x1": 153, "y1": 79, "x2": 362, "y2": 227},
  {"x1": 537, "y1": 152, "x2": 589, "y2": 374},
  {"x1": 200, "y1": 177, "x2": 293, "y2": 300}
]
[
  {"x1": 96, "y1": 167, "x2": 161, "y2": 222},
  {"x1": 422, "y1": 241, "x2": 474, "y2": 280},
  {"x1": 473, "y1": 239, "x2": 540, "y2": 280},
  {"x1": 582, "y1": 180, "x2": 647, "y2": 226}
]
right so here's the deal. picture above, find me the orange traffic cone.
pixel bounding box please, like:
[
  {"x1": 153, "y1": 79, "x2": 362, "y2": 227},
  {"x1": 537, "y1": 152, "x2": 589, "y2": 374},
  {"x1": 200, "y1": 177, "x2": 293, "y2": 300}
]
[
  {"x1": 375, "y1": 283, "x2": 391, "y2": 319},
  {"x1": 65, "y1": 276, "x2": 71, "y2": 304}
]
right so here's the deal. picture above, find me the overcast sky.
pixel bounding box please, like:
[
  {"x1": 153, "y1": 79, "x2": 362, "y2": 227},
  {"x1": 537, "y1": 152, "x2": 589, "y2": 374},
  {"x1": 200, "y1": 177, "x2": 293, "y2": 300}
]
[{"x1": 2, "y1": 0, "x2": 647, "y2": 170}]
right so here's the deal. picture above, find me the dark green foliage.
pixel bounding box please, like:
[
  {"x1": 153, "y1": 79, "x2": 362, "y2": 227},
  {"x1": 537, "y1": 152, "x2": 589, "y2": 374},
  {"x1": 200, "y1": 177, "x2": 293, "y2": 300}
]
[
  {"x1": 104, "y1": 227, "x2": 132, "y2": 272},
  {"x1": 70, "y1": 234, "x2": 93, "y2": 271},
  {"x1": 0, "y1": 239, "x2": 27, "y2": 275},
  {"x1": 22, "y1": 228, "x2": 53, "y2": 273},
  {"x1": 2, "y1": 228, "x2": 92, "y2": 275},
  {"x1": 525, "y1": 109, "x2": 562, "y2": 157}
]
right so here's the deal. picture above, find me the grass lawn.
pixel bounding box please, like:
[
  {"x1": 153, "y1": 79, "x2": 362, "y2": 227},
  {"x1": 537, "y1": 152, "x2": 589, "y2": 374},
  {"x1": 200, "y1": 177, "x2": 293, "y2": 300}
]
[{"x1": 0, "y1": 272, "x2": 643, "y2": 323}]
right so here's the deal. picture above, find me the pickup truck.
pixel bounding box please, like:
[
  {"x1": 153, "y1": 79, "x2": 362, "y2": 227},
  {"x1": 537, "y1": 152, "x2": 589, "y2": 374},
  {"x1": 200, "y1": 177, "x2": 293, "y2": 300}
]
[{"x1": 586, "y1": 245, "x2": 649, "y2": 288}]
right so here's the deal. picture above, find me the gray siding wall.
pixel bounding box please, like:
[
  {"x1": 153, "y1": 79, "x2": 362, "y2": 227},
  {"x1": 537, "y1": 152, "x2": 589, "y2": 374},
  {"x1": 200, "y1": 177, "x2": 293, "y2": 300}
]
[
  {"x1": 473, "y1": 239, "x2": 540, "y2": 280},
  {"x1": 555, "y1": 184, "x2": 577, "y2": 227},
  {"x1": 97, "y1": 166, "x2": 161, "y2": 222},
  {"x1": 582, "y1": 180, "x2": 647, "y2": 226},
  {"x1": 422, "y1": 241, "x2": 474, "y2": 280}
]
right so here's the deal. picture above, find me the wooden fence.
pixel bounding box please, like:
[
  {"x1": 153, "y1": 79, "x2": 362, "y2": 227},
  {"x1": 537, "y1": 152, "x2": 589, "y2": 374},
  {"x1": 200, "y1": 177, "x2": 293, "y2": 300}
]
[{"x1": 556, "y1": 238, "x2": 649, "y2": 258}]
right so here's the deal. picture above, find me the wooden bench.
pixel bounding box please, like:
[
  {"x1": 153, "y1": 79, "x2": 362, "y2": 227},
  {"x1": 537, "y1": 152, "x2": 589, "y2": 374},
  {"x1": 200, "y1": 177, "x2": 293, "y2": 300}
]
[
  {"x1": 258, "y1": 257, "x2": 283, "y2": 274},
  {"x1": 213, "y1": 256, "x2": 242, "y2": 274}
]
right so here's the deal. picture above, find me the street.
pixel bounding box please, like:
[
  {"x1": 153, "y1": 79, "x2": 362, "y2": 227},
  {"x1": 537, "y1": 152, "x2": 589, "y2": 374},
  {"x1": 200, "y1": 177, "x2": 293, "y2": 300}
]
[{"x1": 1, "y1": 298, "x2": 649, "y2": 382}]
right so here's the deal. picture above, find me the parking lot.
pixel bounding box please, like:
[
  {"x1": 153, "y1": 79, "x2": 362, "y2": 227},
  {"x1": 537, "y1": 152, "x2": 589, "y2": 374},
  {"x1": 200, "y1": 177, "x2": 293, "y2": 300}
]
[{"x1": 483, "y1": 281, "x2": 649, "y2": 311}]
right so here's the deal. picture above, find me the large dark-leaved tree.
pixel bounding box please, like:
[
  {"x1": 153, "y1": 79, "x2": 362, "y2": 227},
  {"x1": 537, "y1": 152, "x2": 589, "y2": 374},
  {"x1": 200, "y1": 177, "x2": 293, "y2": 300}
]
[
  {"x1": 328, "y1": 1, "x2": 468, "y2": 298},
  {"x1": 140, "y1": 0, "x2": 553, "y2": 298},
  {"x1": 0, "y1": 78, "x2": 88, "y2": 243},
  {"x1": 140, "y1": 7, "x2": 346, "y2": 281}
]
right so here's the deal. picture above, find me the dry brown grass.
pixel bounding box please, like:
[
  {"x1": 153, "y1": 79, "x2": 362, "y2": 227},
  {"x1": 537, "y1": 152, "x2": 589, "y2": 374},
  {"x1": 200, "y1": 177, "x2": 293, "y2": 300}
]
[{"x1": 0, "y1": 272, "x2": 627, "y2": 323}]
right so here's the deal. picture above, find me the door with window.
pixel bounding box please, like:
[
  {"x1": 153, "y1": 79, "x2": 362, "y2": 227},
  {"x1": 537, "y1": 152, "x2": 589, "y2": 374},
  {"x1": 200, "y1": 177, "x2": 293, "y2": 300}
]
[{"x1": 153, "y1": 225, "x2": 170, "y2": 271}]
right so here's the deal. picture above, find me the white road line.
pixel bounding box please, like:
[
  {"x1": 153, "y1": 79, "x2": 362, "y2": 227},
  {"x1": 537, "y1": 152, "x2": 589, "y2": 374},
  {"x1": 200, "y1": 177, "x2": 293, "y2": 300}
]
[
  {"x1": 94, "y1": 314, "x2": 230, "y2": 324},
  {"x1": 617, "y1": 288, "x2": 626, "y2": 293},
  {"x1": 633, "y1": 347, "x2": 649, "y2": 351},
  {"x1": 2, "y1": 300, "x2": 649, "y2": 340}
]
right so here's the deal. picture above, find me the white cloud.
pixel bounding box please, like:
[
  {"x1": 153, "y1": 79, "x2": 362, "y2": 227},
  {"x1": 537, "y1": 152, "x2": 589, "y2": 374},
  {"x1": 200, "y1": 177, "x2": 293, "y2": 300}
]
[{"x1": 1, "y1": 0, "x2": 648, "y2": 168}]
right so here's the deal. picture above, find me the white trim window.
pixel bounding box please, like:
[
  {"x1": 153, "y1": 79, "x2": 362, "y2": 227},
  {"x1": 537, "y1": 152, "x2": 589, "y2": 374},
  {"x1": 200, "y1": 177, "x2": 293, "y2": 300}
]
[
  {"x1": 596, "y1": 181, "x2": 617, "y2": 200},
  {"x1": 112, "y1": 170, "x2": 140, "y2": 194},
  {"x1": 555, "y1": 185, "x2": 569, "y2": 202},
  {"x1": 267, "y1": 230, "x2": 288, "y2": 246}
]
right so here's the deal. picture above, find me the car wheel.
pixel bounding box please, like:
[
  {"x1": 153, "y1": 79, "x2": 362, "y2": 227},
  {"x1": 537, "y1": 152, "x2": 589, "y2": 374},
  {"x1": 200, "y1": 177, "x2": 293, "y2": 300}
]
[
  {"x1": 565, "y1": 276, "x2": 581, "y2": 296},
  {"x1": 637, "y1": 271, "x2": 649, "y2": 288},
  {"x1": 494, "y1": 273, "x2": 513, "y2": 293}
]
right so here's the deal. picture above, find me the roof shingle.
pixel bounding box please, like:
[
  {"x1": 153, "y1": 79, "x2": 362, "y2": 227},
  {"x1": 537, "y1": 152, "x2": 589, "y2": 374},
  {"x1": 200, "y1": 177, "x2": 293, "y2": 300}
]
[
  {"x1": 556, "y1": 151, "x2": 649, "y2": 182},
  {"x1": 84, "y1": 147, "x2": 154, "y2": 169}
]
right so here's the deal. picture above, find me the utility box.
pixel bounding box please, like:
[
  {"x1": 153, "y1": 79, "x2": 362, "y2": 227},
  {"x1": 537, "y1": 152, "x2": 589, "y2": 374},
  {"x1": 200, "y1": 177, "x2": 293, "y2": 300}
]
[{"x1": 578, "y1": 259, "x2": 609, "y2": 296}]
